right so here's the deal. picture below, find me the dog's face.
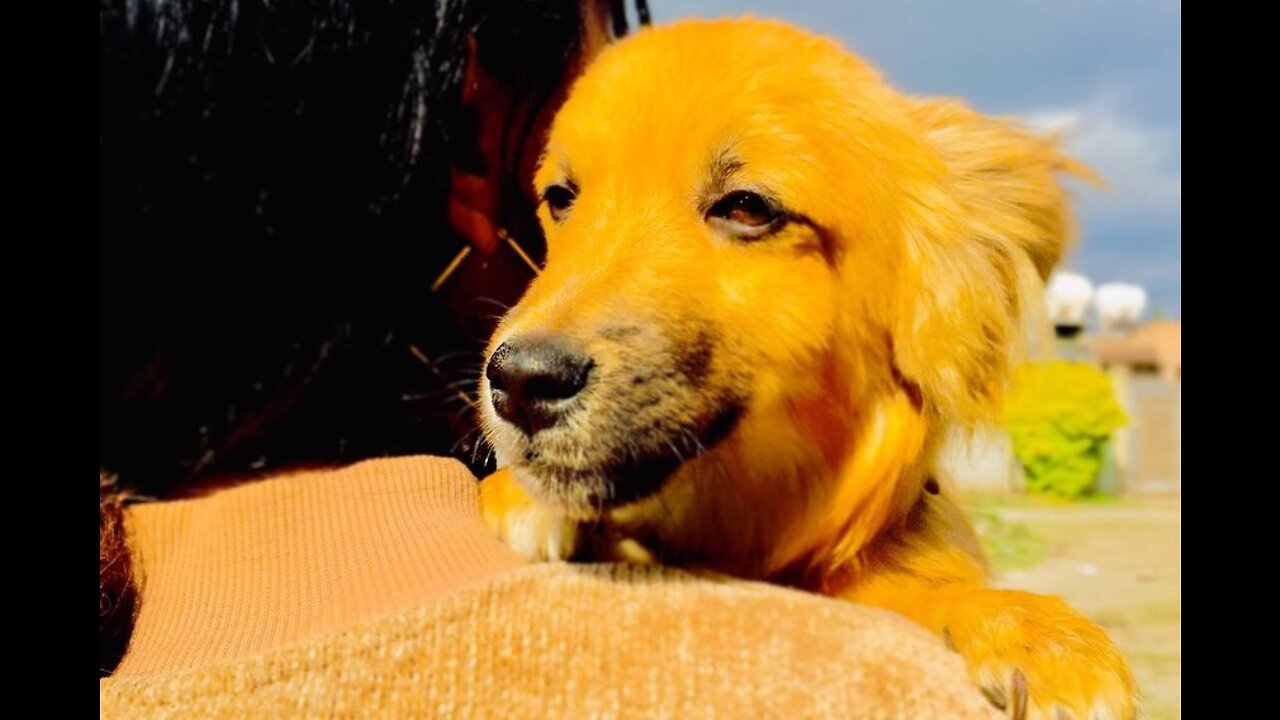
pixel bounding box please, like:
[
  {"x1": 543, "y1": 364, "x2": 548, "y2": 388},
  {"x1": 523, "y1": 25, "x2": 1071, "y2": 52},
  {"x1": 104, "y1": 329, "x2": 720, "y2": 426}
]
[{"x1": 480, "y1": 19, "x2": 1072, "y2": 565}]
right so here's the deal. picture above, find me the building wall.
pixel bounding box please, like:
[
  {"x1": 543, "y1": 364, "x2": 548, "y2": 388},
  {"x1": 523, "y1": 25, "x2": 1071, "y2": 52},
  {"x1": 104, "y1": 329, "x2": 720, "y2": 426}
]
[
  {"x1": 1129, "y1": 374, "x2": 1181, "y2": 494},
  {"x1": 936, "y1": 428, "x2": 1019, "y2": 494}
]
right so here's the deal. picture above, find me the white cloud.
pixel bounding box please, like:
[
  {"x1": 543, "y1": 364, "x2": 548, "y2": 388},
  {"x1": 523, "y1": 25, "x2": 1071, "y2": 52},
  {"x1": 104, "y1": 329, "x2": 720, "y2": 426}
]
[{"x1": 1021, "y1": 97, "x2": 1181, "y2": 220}]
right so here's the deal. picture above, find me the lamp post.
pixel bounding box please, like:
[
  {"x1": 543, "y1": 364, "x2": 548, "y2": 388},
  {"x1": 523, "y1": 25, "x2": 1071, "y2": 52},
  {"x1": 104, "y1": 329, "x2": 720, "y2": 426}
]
[
  {"x1": 1095, "y1": 283, "x2": 1148, "y2": 334},
  {"x1": 1045, "y1": 271, "x2": 1094, "y2": 360}
]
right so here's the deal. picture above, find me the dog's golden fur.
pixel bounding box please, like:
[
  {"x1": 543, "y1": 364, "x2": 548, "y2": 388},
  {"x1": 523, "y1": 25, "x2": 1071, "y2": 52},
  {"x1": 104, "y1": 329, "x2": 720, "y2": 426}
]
[{"x1": 480, "y1": 18, "x2": 1134, "y2": 718}]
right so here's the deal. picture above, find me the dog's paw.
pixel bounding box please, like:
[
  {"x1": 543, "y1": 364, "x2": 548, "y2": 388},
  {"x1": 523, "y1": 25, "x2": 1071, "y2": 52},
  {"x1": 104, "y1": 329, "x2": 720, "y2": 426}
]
[
  {"x1": 480, "y1": 467, "x2": 579, "y2": 561},
  {"x1": 944, "y1": 589, "x2": 1137, "y2": 720}
]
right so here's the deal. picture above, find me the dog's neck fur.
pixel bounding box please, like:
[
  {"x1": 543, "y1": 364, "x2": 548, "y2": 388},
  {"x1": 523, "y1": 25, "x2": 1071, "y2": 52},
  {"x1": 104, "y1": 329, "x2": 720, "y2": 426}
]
[{"x1": 594, "y1": 383, "x2": 969, "y2": 594}]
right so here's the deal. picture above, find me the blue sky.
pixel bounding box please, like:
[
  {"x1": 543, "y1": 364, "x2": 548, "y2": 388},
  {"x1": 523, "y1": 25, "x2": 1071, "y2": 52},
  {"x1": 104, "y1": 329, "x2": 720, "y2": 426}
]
[{"x1": 649, "y1": 1, "x2": 1182, "y2": 317}]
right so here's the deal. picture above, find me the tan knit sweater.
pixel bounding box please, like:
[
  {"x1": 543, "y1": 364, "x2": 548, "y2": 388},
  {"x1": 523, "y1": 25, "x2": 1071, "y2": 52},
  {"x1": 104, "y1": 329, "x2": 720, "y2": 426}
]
[{"x1": 100, "y1": 456, "x2": 999, "y2": 718}]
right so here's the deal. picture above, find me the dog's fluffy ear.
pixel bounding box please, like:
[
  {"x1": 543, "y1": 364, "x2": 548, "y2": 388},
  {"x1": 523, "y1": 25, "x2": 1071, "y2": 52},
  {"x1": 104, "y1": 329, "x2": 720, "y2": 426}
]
[{"x1": 892, "y1": 98, "x2": 1094, "y2": 426}]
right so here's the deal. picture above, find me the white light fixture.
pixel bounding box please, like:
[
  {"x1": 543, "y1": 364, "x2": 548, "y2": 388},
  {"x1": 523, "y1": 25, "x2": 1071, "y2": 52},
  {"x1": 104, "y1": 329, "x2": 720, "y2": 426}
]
[
  {"x1": 1045, "y1": 271, "x2": 1094, "y2": 328},
  {"x1": 1095, "y1": 283, "x2": 1147, "y2": 331}
]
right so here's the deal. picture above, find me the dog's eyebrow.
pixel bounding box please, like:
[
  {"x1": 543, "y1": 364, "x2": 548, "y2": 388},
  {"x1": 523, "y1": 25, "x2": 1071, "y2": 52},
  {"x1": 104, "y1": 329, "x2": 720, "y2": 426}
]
[
  {"x1": 707, "y1": 151, "x2": 745, "y2": 194},
  {"x1": 540, "y1": 159, "x2": 579, "y2": 195},
  {"x1": 553, "y1": 166, "x2": 580, "y2": 194},
  {"x1": 699, "y1": 150, "x2": 745, "y2": 213}
]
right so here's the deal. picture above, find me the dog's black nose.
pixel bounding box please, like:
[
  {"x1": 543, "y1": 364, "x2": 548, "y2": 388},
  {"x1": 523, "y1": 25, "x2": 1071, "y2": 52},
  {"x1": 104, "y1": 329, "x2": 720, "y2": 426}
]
[{"x1": 486, "y1": 337, "x2": 593, "y2": 436}]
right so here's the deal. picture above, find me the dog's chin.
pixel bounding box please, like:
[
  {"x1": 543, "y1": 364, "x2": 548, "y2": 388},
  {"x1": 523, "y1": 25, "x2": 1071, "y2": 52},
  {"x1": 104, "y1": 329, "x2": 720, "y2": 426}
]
[
  {"x1": 514, "y1": 452, "x2": 683, "y2": 519},
  {"x1": 508, "y1": 401, "x2": 745, "y2": 519}
]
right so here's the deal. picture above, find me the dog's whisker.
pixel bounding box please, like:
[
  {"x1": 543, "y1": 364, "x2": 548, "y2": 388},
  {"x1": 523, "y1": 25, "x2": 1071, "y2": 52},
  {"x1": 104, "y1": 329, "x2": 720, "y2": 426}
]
[
  {"x1": 466, "y1": 429, "x2": 494, "y2": 468},
  {"x1": 664, "y1": 439, "x2": 685, "y2": 464},
  {"x1": 406, "y1": 343, "x2": 445, "y2": 375},
  {"x1": 450, "y1": 426, "x2": 483, "y2": 456},
  {"x1": 431, "y1": 350, "x2": 486, "y2": 366},
  {"x1": 472, "y1": 296, "x2": 513, "y2": 312},
  {"x1": 401, "y1": 389, "x2": 480, "y2": 412},
  {"x1": 680, "y1": 429, "x2": 708, "y2": 459}
]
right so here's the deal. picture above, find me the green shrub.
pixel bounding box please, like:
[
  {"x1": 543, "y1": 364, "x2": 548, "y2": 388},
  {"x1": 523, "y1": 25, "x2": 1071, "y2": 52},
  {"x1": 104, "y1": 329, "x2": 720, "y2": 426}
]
[{"x1": 1003, "y1": 361, "x2": 1127, "y2": 499}]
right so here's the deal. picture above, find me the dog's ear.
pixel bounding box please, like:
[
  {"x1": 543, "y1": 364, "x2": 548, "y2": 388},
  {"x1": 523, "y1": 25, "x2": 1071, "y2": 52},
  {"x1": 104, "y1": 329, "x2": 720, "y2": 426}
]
[{"x1": 891, "y1": 97, "x2": 1095, "y2": 426}]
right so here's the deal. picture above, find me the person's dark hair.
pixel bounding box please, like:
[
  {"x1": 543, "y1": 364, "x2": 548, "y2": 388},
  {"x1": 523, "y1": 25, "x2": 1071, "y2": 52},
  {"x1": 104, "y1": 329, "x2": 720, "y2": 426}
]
[
  {"x1": 100, "y1": 0, "x2": 648, "y2": 674},
  {"x1": 100, "y1": 0, "x2": 648, "y2": 496}
]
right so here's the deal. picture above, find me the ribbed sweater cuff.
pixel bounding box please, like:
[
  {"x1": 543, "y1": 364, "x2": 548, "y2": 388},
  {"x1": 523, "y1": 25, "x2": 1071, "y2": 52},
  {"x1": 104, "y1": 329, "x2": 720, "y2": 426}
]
[{"x1": 115, "y1": 455, "x2": 527, "y2": 677}]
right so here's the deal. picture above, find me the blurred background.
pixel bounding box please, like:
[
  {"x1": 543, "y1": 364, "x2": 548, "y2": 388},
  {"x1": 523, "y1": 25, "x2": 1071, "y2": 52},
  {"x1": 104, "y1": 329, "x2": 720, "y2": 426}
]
[{"x1": 648, "y1": 2, "x2": 1181, "y2": 716}]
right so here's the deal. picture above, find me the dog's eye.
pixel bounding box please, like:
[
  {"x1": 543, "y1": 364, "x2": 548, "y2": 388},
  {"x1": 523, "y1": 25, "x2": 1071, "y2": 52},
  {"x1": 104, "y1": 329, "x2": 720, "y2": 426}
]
[
  {"x1": 542, "y1": 184, "x2": 576, "y2": 222},
  {"x1": 706, "y1": 191, "x2": 781, "y2": 238}
]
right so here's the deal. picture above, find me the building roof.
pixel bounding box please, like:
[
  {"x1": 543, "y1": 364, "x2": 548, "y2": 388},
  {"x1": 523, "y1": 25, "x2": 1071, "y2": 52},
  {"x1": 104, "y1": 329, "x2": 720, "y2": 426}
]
[{"x1": 1092, "y1": 320, "x2": 1181, "y2": 376}]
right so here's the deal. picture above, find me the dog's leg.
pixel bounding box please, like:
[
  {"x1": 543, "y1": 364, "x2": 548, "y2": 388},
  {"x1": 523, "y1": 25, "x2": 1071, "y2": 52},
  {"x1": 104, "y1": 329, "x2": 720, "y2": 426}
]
[
  {"x1": 843, "y1": 499, "x2": 1137, "y2": 720},
  {"x1": 480, "y1": 467, "x2": 580, "y2": 561}
]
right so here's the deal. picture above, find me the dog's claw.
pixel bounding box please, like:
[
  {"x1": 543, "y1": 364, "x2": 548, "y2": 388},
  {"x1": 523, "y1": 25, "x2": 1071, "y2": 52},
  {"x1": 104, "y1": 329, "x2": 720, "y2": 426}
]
[
  {"x1": 977, "y1": 669, "x2": 1027, "y2": 718},
  {"x1": 1009, "y1": 669, "x2": 1027, "y2": 720},
  {"x1": 944, "y1": 590, "x2": 1136, "y2": 720}
]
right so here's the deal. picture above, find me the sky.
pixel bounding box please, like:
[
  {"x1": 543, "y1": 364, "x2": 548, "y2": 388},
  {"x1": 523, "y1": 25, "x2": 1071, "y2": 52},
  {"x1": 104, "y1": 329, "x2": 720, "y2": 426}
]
[{"x1": 648, "y1": 0, "x2": 1182, "y2": 318}]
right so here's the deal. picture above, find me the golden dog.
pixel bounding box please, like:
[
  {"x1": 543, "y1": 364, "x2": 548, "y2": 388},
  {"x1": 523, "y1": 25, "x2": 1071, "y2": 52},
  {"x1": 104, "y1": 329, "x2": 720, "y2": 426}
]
[{"x1": 479, "y1": 17, "x2": 1135, "y2": 719}]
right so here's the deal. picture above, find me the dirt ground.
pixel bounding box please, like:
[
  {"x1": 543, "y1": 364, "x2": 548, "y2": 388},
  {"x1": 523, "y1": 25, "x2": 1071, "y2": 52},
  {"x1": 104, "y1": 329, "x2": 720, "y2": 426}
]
[{"x1": 968, "y1": 497, "x2": 1182, "y2": 720}]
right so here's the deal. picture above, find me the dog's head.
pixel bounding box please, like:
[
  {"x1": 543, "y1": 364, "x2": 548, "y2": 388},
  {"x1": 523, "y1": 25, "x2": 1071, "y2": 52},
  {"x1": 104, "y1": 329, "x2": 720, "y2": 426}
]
[{"x1": 479, "y1": 18, "x2": 1082, "y2": 570}]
